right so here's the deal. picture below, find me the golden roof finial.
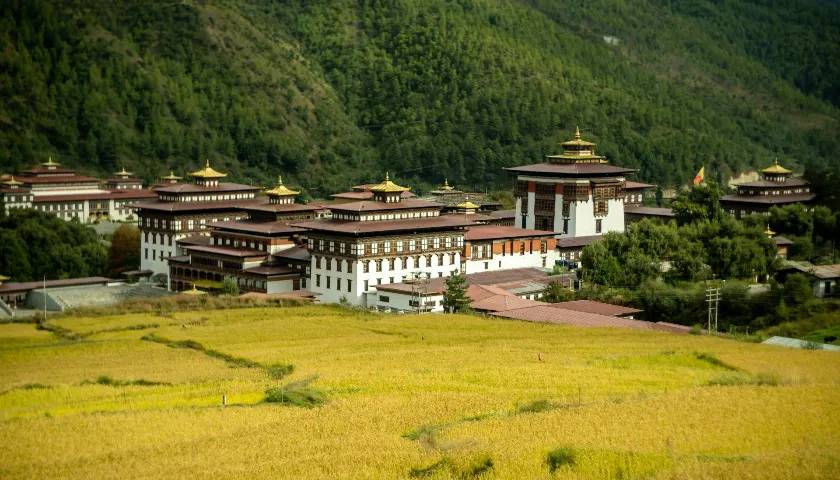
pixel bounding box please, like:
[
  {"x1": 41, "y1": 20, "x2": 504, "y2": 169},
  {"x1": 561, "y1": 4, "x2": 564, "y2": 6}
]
[
  {"x1": 3, "y1": 176, "x2": 23, "y2": 187},
  {"x1": 575, "y1": 126, "x2": 581, "y2": 139},
  {"x1": 369, "y1": 172, "x2": 409, "y2": 193},
  {"x1": 41, "y1": 156, "x2": 61, "y2": 167},
  {"x1": 189, "y1": 160, "x2": 227, "y2": 179},
  {"x1": 761, "y1": 158, "x2": 792, "y2": 175},
  {"x1": 764, "y1": 224, "x2": 776, "y2": 237},
  {"x1": 265, "y1": 174, "x2": 299, "y2": 197}
]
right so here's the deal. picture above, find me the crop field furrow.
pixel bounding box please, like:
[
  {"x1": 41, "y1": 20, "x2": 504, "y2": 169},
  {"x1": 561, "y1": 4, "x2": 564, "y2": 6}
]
[{"x1": 0, "y1": 305, "x2": 838, "y2": 479}]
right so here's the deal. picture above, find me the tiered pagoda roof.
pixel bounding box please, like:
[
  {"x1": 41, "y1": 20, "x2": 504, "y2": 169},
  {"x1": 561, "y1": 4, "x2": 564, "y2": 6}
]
[{"x1": 505, "y1": 128, "x2": 635, "y2": 177}]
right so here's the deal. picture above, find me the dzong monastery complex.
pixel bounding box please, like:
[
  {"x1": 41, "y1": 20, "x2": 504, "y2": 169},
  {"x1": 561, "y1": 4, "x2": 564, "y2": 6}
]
[{"x1": 0, "y1": 129, "x2": 815, "y2": 311}]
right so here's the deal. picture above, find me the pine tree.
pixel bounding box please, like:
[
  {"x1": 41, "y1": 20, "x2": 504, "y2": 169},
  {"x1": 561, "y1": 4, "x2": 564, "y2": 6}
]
[{"x1": 442, "y1": 271, "x2": 469, "y2": 313}]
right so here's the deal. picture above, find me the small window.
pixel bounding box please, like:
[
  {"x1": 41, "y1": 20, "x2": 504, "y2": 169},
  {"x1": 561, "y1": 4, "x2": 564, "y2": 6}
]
[{"x1": 379, "y1": 295, "x2": 390, "y2": 303}]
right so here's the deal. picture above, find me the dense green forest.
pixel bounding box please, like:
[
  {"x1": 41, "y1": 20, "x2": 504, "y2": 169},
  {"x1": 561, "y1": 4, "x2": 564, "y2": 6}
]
[{"x1": 2, "y1": 0, "x2": 839, "y2": 195}]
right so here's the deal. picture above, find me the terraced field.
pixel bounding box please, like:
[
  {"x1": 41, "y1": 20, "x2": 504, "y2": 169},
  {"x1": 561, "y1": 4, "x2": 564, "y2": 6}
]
[{"x1": 0, "y1": 306, "x2": 838, "y2": 479}]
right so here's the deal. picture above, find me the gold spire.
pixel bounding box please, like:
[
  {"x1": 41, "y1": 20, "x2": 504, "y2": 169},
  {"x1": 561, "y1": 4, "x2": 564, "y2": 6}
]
[
  {"x1": 41, "y1": 156, "x2": 61, "y2": 168},
  {"x1": 189, "y1": 159, "x2": 227, "y2": 179},
  {"x1": 439, "y1": 178, "x2": 454, "y2": 191},
  {"x1": 761, "y1": 158, "x2": 792, "y2": 175},
  {"x1": 264, "y1": 175, "x2": 300, "y2": 197},
  {"x1": 369, "y1": 172, "x2": 409, "y2": 193},
  {"x1": 562, "y1": 126, "x2": 596, "y2": 147},
  {"x1": 115, "y1": 166, "x2": 133, "y2": 177},
  {"x1": 3, "y1": 176, "x2": 23, "y2": 187},
  {"x1": 457, "y1": 194, "x2": 480, "y2": 210},
  {"x1": 764, "y1": 225, "x2": 776, "y2": 237},
  {"x1": 181, "y1": 284, "x2": 207, "y2": 295},
  {"x1": 162, "y1": 170, "x2": 182, "y2": 181}
]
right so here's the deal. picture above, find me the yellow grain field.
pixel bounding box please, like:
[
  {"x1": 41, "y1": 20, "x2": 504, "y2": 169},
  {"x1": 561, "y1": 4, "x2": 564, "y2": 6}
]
[{"x1": 0, "y1": 305, "x2": 838, "y2": 479}]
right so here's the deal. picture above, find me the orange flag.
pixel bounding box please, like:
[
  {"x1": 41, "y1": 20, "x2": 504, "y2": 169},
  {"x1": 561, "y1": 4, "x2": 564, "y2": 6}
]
[{"x1": 693, "y1": 166, "x2": 705, "y2": 185}]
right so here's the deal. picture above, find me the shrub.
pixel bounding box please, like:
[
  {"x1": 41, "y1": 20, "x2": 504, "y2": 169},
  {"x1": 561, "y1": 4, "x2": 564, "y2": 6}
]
[
  {"x1": 707, "y1": 372, "x2": 780, "y2": 386},
  {"x1": 546, "y1": 447, "x2": 576, "y2": 472},
  {"x1": 266, "y1": 363, "x2": 295, "y2": 379},
  {"x1": 694, "y1": 352, "x2": 738, "y2": 371},
  {"x1": 462, "y1": 455, "x2": 494, "y2": 477},
  {"x1": 516, "y1": 399, "x2": 556, "y2": 414},
  {"x1": 265, "y1": 376, "x2": 326, "y2": 407},
  {"x1": 409, "y1": 459, "x2": 449, "y2": 478}
]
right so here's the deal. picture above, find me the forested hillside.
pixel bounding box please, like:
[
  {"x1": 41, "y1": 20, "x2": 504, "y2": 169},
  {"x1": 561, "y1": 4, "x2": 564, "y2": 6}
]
[{"x1": 2, "y1": 0, "x2": 839, "y2": 194}]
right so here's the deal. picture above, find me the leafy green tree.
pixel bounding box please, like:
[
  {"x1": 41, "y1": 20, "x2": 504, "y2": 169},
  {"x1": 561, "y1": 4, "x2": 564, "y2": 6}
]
[
  {"x1": 541, "y1": 281, "x2": 575, "y2": 303},
  {"x1": 0, "y1": 209, "x2": 106, "y2": 281},
  {"x1": 108, "y1": 224, "x2": 141, "y2": 276},
  {"x1": 671, "y1": 183, "x2": 723, "y2": 225},
  {"x1": 0, "y1": 230, "x2": 32, "y2": 281},
  {"x1": 580, "y1": 241, "x2": 623, "y2": 287},
  {"x1": 221, "y1": 276, "x2": 240, "y2": 296},
  {"x1": 783, "y1": 273, "x2": 813, "y2": 306},
  {"x1": 442, "y1": 272, "x2": 469, "y2": 313}
]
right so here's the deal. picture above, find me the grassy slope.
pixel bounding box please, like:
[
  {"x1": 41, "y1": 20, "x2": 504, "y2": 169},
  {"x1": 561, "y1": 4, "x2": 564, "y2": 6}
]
[
  {"x1": 0, "y1": 305, "x2": 838, "y2": 479},
  {"x1": 1, "y1": 1, "x2": 838, "y2": 191}
]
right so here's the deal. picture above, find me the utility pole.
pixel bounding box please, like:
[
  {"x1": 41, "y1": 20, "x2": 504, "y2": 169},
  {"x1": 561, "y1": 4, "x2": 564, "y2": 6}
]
[
  {"x1": 705, "y1": 286, "x2": 721, "y2": 334},
  {"x1": 42, "y1": 275, "x2": 47, "y2": 325}
]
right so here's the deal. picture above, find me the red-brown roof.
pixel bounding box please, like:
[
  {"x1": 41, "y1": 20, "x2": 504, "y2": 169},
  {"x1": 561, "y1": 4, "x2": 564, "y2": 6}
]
[
  {"x1": 376, "y1": 268, "x2": 550, "y2": 295},
  {"x1": 0, "y1": 276, "x2": 111, "y2": 294},
  {"x1": 471, "y1": 295, "x2": 543, "y2": 312},
  {"x1": 272, "y1": 246, "x2": 311, "y2": 262},
  {"x1": 466, "y1": 284, "x2": 514, "y2": 302},
  {"x1": 17, "y1": 174, "x2": 100, "y2": 184},
  {"x1": 505, "y1": 163, "x2": 635, "y2": 176},
  {"x1": 31, "y1": 192, "x2": 132, "y2": 203},
  {"x1": 292, "y1": 216, "x2": 475, "y2": 235},
  {"x1": 241, "y1": 202, "x2": 323, "y2": 214},
  {"x1": 331, "y1": 191, "x2": 415, "y2": 200},
  {"x1": 465, "y1": 225, "x2": 554, "y2": 241},
  {"x1": 154, "y1": 182, "x2": 260, "y2": 194},
  {"x1": 624, "y1": 206, "x2": 675, "y2": 217},
  {"x1": 547, "y1": 299, "x2": 641, "y2": 317},
  {"x1": 185, "y1": 245, "x2": 267, "y2": 258},
  {"x1": 133, "y1": 199, "x2": 263, "y2": 212},
  {"x1": 721, "y1": 193, "x2": 816, "y2": 205},
  {"x1": 556, "y1": 235, "x2": 602, "y2": 249},
  {"x1": 735, "y1": 178, "x2": 808, "y2": 188},
  {"x1": 489, "y1": 209, "x2": 515, "y2": 219},
  {"x1": 327, "y1": 198, "x2": 442, "y2": 213},
  {"x1": 624, "y1": 180, "x2": 656, "y2": 190},
  {"x1": 177, "y1": 235, "x2": 212, "y2": 246},
  {"x1": 210, "y1": 220, "x2": 306, "y2": 235},
  {"x1": 241, "y1": 265, "x2": 298, "y2": 276}
]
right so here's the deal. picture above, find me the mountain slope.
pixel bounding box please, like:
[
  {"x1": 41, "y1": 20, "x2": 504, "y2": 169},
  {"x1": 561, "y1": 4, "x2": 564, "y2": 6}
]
[{"x1": 1, "y1": 0, "x2": 838, "y2": 193}]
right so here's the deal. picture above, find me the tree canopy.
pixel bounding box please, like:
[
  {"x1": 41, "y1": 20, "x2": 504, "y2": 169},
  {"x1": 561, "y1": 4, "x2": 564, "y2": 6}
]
[
  {"x1": 0, "y1": 209, "x2": 107, "y2": 282},
  {"x1": 2, "y1": 0, "x2": 839, "y2": 194}
]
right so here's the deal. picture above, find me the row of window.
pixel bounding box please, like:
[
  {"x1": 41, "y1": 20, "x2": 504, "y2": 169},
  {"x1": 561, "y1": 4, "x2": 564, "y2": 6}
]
[
  {"x1": 332, "y1": 209, "x2": 440, "y2": 222},
  {"x1": 309, "y1": 236, "x2": 462, "y2": 255},
  {"x1": 158, "y1": 192, "x2": 255, "y2": 202},
  {"x1": 212, "y1": 235, "x2": 270, "y2": 252},
  {"x1": 141, "y1": 215, "x2": 243, "y2": 231},
  {"x1": 314, "y1": 253, "x2": 459, "y2": 273},
  {"x1": 742, "y1": 188, "x2": 809, "y2": 196},
  {"x1": 314, "y1": 271, "x2": 453, "y2": 292},
  {"x1": 144, "y1": 248, "x2": 169, "y2": 261}
]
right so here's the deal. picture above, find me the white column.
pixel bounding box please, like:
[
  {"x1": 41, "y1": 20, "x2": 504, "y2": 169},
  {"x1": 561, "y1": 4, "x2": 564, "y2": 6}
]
[
  {"x1": 553, "y1": 192, "x2": 564, "y2": 235},
  {"x1": 514, "y1": 197, "x2": 523, "y2": 228},
  {"x1": 526, "y1": 191, "x2": 536, "y2": 229}
]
